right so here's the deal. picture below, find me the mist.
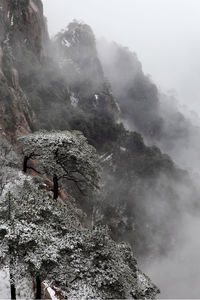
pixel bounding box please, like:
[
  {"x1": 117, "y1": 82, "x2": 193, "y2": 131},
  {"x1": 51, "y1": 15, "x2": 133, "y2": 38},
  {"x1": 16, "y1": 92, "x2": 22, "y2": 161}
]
[
  {"x1": 144, "y1": 213, "x2": 200, "y2": 298},
  {"x1": 3, "y1": 0, "x2": 200, "y2": 297},
  {"x1": 96, "y1": 35, "x2": 200, "y2": 298},
  {"x1": 43, "y1": 0, "x2": 200, "y2": 113}
]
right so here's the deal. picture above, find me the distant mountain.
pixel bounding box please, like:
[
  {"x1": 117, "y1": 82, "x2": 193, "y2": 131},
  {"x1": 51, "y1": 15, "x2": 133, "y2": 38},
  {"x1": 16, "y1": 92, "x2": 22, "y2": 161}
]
[
  {"x1": 50, "y1": 21, "x2": 199, "y2": 259},
  {"x1": 97, "y1": 39, "x2": 200, "y2": 172}
]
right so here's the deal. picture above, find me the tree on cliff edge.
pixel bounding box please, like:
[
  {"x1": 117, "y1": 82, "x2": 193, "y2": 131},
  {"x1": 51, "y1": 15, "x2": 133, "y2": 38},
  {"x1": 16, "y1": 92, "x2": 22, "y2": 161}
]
[{"x1": 19, "y1": 130, "x2": 100, "y2": 199}]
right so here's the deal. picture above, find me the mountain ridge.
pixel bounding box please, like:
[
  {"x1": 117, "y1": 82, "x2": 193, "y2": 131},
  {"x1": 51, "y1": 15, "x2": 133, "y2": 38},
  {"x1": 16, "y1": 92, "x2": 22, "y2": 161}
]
[{"x1": 0, "y1": 1, "x2": 199, "y2": 298}]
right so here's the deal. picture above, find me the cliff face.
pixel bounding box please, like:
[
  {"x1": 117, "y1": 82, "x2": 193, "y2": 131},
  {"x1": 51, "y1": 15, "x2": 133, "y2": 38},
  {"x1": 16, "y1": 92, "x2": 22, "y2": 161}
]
[
  {"x1": 54, "y1": 22, "x2": 107, "y2": 96},
  {"x1": 0, "y1": 0, "x2": 50, "y2": 138},
  {"x1": 0, "y1": 0, "x2": 48, "y2": 57},
  {"x1": 97, "y1": 40, "x2": 163, "y2": 140},
  {"x1": 53, "y1": 21, "x2": 119, "y2": 115},
  {"x1": 0, "y1": 47, "x2": 33, "y2": 138}
]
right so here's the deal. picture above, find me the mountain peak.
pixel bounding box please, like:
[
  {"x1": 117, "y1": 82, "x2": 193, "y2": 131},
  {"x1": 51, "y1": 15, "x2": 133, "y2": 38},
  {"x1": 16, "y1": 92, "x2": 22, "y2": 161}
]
[{"x1": 0, "y1": 0, "x2": 48, "y2": 58}]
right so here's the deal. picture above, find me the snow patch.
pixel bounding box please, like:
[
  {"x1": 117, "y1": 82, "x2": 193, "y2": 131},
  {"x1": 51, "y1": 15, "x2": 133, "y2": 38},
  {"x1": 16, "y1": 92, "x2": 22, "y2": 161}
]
[
  {"x1": 30, "y1": 0, "x2": 39, "y2": 13},
  {"x1": 100, "y1": 153, "x2": 113, "y2": 162},
  {"x1": 94, "y1": 94, "x2": 99, "y2": 100},
  {"x1": 10, "y1": 15, "x2": 14, "y2": 26},
  {"x1": 70, "y1": 94, "x2": 79, "y2": 108},
  {"x1": 120, "y1": 146, "x2": 126, "y2": 152},
  {"x1": 62, "y1": 38, "x2": 71, "y2": 48},
  {"x1": 43, "y1": 281, "x2": 60, "y2": 300}
]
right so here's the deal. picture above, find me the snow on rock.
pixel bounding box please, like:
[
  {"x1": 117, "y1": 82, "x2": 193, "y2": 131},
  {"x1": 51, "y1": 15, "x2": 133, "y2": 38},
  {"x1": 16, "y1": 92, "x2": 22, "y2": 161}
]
[
  {"x1": 70, "y1": 93, "x2": 79, "y2": 108},
  {"x1": 10, "y1": 15, "x2": 14, "y2": 26},
  {"x1": 30, "y1": 0, "x2": 39, "y2": 13},
  {"x1": 100, "y1": 153, "x2": 113, "y2": 162},
  {"x1": 62, "y1": 38, "x2": 71, "y2": 48},
  {"x1": 94, "y1": 94, "x2": 99, "y2": 100},
  {"x1": 120, "y1": 146, "x2": 127, "y2": 152},
  {"x1": 93, "y1": 94, "x2": 99, "y2": 107},
  {"x1": 43, "y1": 281, "x2": 60, "y2": 300},
  {"x1": 104, "y1": 153, "x2": 113, "y2": 161}
]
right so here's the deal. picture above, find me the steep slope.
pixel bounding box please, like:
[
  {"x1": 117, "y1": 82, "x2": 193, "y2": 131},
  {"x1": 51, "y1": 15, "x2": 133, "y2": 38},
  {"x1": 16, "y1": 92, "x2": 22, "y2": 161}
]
[
  {"x1": 97, "y1": 40, "x2": 194, "y2": 150},
  {"x1": 0, "y1": 0, "x2": 41, "y2": 138},
  {"x1": 14, "y1": 20, "x2": 120, "y2": 143},
  {"x1": 51, "y1": 21, "x2": 200, "y2": 260},
  {"x1": 97, "y1": 40, "x2": 200, "y2": 178},
  {"x1": 3, "y1": 2, "x2": 198, "y2": 262},
  {"x1": 0, "y1": 0, "x2": 48, "y2": 58},
  {"x1": 0, "y1": 165, "x2": 159, "y2": 299},
  {"x1": 0, "y1": 1, "x2": 160, "y2": 298},
  {"x1": 97, "y1": 39, "x2": 163, "y2": 140}
]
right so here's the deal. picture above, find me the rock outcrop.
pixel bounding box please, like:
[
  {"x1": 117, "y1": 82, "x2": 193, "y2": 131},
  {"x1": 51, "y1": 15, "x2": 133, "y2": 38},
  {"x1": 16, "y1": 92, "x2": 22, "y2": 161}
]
[
  {"x1": 0, "y1": 0, "x2": 45, "y2": 138},
  {"x1": 0, "y1": 0, "x2": 48, "y2": 58}
]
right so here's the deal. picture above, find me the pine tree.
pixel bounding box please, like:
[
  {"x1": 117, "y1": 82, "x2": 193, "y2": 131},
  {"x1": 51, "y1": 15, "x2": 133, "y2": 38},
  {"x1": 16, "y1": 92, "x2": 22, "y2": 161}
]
[{"x1": 19, "y1": 130, "x2": 100, "y2": 199}]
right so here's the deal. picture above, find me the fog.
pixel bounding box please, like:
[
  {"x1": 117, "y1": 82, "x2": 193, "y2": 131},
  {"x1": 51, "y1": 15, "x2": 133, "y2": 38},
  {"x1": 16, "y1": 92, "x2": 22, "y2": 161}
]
[
  {"x1": 144, "y1": 213, "x2": 200, "y2": 298},
  {"x1": 42, "y1": 1, "x2": 200, "y2": 298},
  {"x1": 43, "y1": 0, "x2": 200, "y2": 113}
]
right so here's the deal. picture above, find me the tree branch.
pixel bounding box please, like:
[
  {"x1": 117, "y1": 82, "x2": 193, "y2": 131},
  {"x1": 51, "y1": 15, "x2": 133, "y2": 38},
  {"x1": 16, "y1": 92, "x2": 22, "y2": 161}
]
[{"x1": 26, "y1": 166, "x2": 41, "y2": 175}]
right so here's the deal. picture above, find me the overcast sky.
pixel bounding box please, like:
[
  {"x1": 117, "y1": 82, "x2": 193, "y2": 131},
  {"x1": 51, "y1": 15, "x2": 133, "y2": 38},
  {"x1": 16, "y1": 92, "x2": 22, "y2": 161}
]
[{"x1": 43, "y1": 0, "x2": 200, "y2": 114}]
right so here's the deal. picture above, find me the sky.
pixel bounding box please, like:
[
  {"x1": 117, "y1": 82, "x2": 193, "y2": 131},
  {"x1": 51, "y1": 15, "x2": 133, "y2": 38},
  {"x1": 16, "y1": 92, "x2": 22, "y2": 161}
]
[{"x1": 42, "y1": 0, "x2": 200, "y2": 114}]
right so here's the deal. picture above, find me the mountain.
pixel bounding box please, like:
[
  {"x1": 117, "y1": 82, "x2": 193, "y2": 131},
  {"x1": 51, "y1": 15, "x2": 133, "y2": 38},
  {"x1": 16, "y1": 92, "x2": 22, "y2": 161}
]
[
  {"x1": 1, "y1": 0, "x2": 200, "y2": 298},
  {"x1": 0, "y1": 0, "x2": 161, "y2": 298},
  {"x1": 97, "y1": 39, "x2": 200, "y2": 172},
  {"x1": 51, "y1": 21, "x2": 200, "y2": 259},
  {"x1": 97, "y1": 39, "x2": 163, "y2": 141}
]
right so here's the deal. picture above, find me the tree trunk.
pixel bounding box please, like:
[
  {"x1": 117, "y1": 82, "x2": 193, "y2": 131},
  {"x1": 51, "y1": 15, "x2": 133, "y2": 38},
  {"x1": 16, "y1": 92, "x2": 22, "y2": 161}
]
[
  {"x1": 35, "y1": 276, "x2": 42, "y2": 299},
  {"x1": 23, "y1": 155, "x2": 29, "y2": 173},
  {"x1": 53, "y1": 174, "x2": 59, "y2": 199},
  {"x1": 9, "y1": 244, "x2": 16, "y2": 300},
  {"x1": 10, "y1": 271, "x2": 16, "y2": 300}
]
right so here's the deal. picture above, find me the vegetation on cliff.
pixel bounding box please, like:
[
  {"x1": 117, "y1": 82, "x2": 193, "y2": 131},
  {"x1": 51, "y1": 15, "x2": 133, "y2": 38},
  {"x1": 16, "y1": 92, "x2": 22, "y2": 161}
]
[{"x1": 1, "y1": 0, "x2": 199, "y2": 298}]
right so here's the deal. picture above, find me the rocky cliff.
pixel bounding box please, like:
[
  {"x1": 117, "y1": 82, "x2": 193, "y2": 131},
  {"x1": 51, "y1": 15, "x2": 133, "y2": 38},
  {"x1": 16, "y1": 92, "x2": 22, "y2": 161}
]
[
  {"x1": 0, "y1": 0, "x2": 198, "y2": 261},
  {"x1": 0, "y1": 0, "x2": 48, "y2": 138},
  {"x1": 0, "y1": 0, "x2": 48, "y2": 58},
  {"x1": 0, "y1": 1, "x2": 161, "y2": 298}
]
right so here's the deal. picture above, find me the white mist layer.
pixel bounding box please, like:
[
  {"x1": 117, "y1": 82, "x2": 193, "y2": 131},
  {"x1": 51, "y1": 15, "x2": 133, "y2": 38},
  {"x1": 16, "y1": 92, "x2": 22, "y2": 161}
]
[{"x1": 142, "y1": 213, "x2": 200, "y2": 298}]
